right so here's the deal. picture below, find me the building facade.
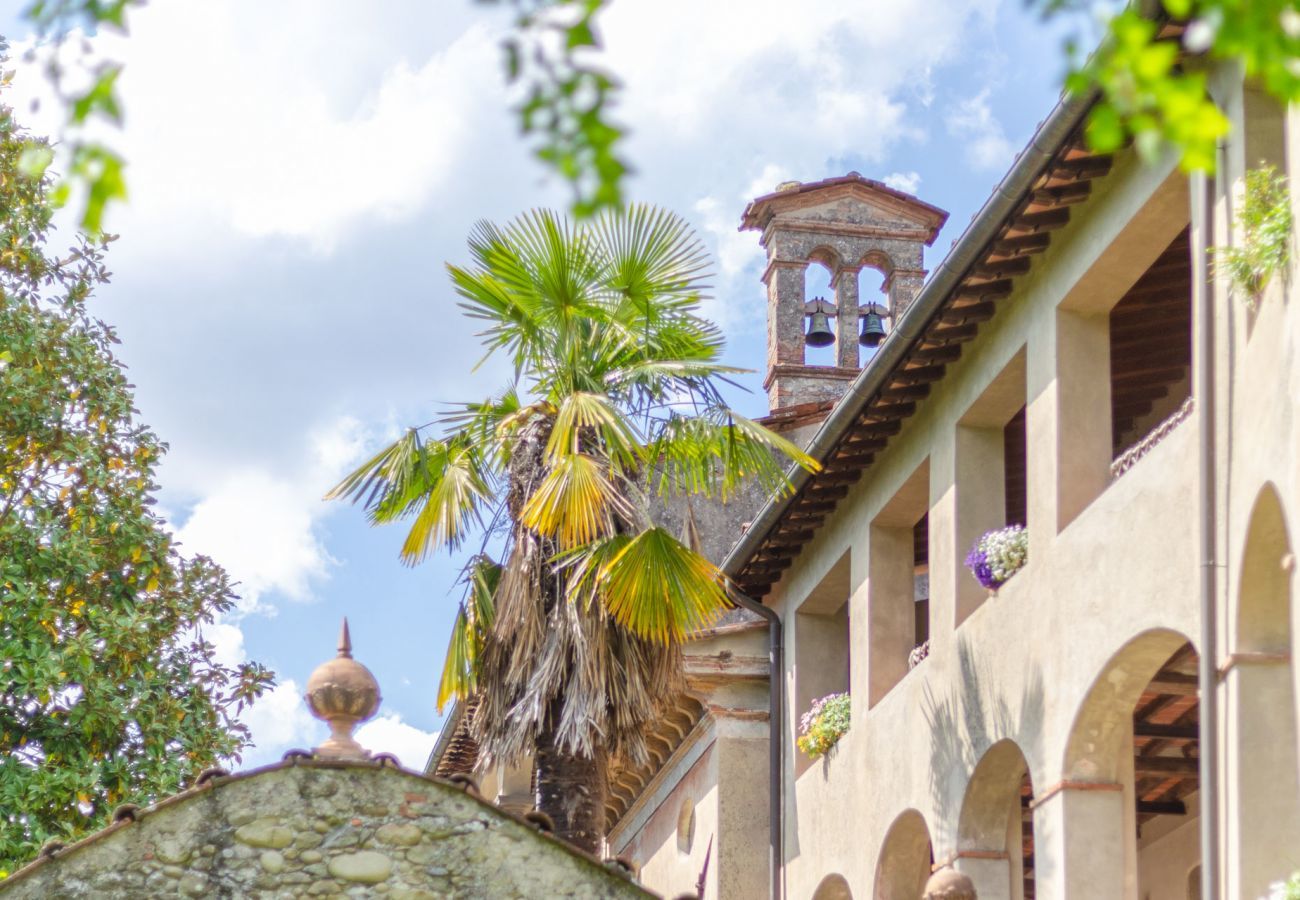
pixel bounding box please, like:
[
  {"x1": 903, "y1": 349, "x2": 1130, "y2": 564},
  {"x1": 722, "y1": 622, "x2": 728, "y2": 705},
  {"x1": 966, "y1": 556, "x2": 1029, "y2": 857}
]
[{"x1": 434, "y1": 60, "x2": 1300, "y2": 900}]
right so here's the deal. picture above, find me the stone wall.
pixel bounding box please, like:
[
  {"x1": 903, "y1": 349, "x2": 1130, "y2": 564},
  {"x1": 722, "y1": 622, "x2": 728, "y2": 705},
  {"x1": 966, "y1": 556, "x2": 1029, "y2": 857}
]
[{"x1": 0, "y1": 760, "x2": 652, "y2": 899}]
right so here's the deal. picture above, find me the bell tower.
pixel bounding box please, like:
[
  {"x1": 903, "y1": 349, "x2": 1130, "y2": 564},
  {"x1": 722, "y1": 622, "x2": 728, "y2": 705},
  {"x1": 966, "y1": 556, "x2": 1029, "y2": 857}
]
[{"x1": 740, "y1": 173, "x2": 948, "y2": 414}]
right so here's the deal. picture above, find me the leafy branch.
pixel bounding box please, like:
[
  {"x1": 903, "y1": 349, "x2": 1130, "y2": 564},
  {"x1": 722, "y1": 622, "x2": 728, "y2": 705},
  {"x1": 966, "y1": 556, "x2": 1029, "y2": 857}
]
[
  {"x1": 487, "y1": 0, "x2": 627, "y2": 217},
  {"x1": 1044, "y1": 0, "x2": 1300, "y2": 171},
  {"x1": 1215, "y1": 164, "x2": 1293, "y2": 305}
]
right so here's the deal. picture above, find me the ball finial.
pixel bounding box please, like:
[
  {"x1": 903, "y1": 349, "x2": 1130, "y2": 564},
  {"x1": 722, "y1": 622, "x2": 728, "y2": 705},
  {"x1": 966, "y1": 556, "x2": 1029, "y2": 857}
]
[{"x1": 304, "y1": 618, "x2": 381, "y2": 759}]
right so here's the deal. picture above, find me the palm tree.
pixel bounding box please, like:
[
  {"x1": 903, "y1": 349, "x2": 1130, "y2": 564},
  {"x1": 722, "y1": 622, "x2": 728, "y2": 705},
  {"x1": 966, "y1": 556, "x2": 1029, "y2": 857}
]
[{"x1": 328, "y1": 205, "x2": 814, "y2": 852}]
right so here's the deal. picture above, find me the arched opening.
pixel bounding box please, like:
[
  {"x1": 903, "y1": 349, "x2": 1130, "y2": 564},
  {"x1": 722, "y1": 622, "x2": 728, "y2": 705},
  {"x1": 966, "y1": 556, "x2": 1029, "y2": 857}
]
[
  {"x1": 804, "y1": 251, "x2": 839, "y2": 367},
  {"x1": 873, "y1": 809, "x2": 932, "y2": 900},
  {"x1": 1059, "y1": 629, "x2": 1202, "y2": 899},
  {"x1": 812, "y1": 872, "x2": 854, "y2": 900},
  {"x1": 858, "y1": 250, "x2": 893, "y2": 363},
  {"x1": 957, "y1": 739, "x2": 1036, "y2": 899},
  {"x1": 1227, "y1": 485, "x2": 1300, "y2": 897}
]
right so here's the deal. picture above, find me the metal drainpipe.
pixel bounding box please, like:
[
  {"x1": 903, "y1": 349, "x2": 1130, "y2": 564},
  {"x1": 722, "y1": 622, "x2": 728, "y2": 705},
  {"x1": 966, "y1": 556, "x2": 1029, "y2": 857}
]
[
  {"x1": 731, "y1": 589, "x2": 783, "y2": 900},
  {"x1": 1195, "y1": 153, "x2": 1221, "y2": 900}
]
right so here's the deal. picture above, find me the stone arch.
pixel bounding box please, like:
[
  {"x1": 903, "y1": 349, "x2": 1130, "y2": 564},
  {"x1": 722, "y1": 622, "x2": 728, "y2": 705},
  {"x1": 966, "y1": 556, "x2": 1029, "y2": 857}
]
[
  {"x1": 957, "y1": 739, "x2": 1034, "y2": 900},
  {"x1": 1226, "y1": 483, "x2": 1300, "y2": 897},
  {"x1": 873, "y1": 809, "x2": 932, "y2": 900},
  {"x1": 808, "y1": 245, "x2": 844, "y2": 272},
  {"x1": 812, "y1": 872, "x2": 854, "y2": 900},
  {"x1": 1054, "y1": 629, "x2": 1200, "y2": 898},
  {"x1": 1063, "y1": 627, "x2": 1193, "y2": 783},
  {"x1": 1236, "y1": 483, "x2": 1292, "y2": 653},
  {"x1": 859, "y1": 249, "x2": 895, "y2": 278}
]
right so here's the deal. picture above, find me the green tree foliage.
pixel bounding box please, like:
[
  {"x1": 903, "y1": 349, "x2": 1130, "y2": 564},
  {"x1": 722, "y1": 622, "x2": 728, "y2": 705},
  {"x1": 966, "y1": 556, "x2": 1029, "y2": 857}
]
[
  {"x1": 330, "y1": 205, "x2": 815, "y2": 849},
  {"x1": 0, "y1": 74, "x2": 273, "y2": 875}
]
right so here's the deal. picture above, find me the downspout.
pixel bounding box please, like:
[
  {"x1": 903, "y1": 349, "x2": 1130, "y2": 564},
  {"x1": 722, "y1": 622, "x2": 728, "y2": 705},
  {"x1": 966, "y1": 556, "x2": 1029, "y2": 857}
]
[
  {"x1": 731, "y1": 589, "x2": 783, "y2": 900},
  {"x1": 1194, "y1": 153, "x2": 1221, "y2": 900}
]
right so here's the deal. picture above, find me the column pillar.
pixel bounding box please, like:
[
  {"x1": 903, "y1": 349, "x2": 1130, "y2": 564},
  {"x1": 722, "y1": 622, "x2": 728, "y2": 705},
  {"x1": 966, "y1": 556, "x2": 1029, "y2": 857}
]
[
  {"x1": 954, "y1": 852, "x2": 1011, "y2": 900},
  {"x1": 888, "y1": 267, "x2": 927, "y2": 321},
  {"x1": 1031, "y1": 783, "x2": 1131, "y2": 900},
  {"x1": 707, "y1": 701, "x2": 772, "y2": 900},
  {"x1": 1026, "y1": 309, "x2": 1111, "y2": 548},
  {"x1": 953, "y1": 424, "x2": 1006, "y2": 625},
  {"x1": 835, "y1": 266, "x2": 860, "y2": 369},
  {"x1": 764, "y1": 258, "x2": 807, "y2": 410},
  {"x1": 1224, "y1": 655, "x2": 1300, "y2": 899}
]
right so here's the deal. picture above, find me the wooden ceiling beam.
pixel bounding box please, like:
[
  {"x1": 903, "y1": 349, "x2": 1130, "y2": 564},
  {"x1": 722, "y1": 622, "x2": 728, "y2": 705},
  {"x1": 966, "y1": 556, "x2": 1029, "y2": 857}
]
[
  {"x1": 1005, "y1": 207, "x2": 1071, "y2": 234},
  {"x1": 969, "y1": 256, "x2": 1033, "y2": 279},
  {"x1": 941, "y1": 301, "x2": 997, "y2": 324},
  {"x1": 989, "y1": 232, "x2": 1052, "y2": 257},
  {"x1": 831, "y1": 451, "x2": 876, "y2": 469},
  {"x1": 953, "y1": 280, "x2": 1014, "y2": 302},
  {"x1": 912, "y1": 344, "x2": 964, "y2": 364},
  {"x1": 1134, "y1": 755, "x2": 1199, "y2": 775},
  {"x1": 806, "y1": 483, "x2": 849, "y2": 500},
  {"x1": 1043, "y1": 155, "x2": 1113, "y2": 183},
  {"x1": 1134, "y1": 722, "x2": 1199, "y2": 740},
  {"x1": 925, "y1": 322, "x2": 980, "y2": 344},
  {"x1": 1111, "y1": 366, "x2": 1187, "y2": 387},
  {"x1": 1028, "y1": 181, "x2": 1092, "y2": 207},
  {"x1": 880, "y1": 382, "x2": 931, "y2": 401},
  {"x1": 1145, "y1": 672, "x2": 1200, "y2": 696},
  {"x1": 1137, "y1": 799, "x2": 1188, "y2": 816},
  {"x1": 850, "y1": 419, "x2": 902, "y2": 438}
]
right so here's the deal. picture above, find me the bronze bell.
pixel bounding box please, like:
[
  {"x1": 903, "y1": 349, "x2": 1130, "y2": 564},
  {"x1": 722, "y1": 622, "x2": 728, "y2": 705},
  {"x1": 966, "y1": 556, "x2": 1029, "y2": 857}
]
[
  {"x1": 859, "y1": 304, "x2": 887, "y2": 347},
  {"x1": 804, "y1": 298, "x2": 836, "y2": 347}
]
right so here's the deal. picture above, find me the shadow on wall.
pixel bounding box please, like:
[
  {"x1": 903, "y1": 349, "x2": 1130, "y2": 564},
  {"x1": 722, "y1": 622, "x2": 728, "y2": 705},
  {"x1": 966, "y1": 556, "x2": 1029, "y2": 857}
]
[{"x1": 921, "y1": 634, "x2": 1046, "y2": 851}]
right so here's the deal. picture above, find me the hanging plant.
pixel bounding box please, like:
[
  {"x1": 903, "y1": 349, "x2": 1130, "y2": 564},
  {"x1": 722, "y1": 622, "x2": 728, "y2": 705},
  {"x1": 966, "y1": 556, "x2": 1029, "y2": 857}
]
[
  {"x1": 797, "y1": 692, "x2": 850, "y2": 759},
  {"x1": 1216, "y1": 164, "x2": 1293, "y2": 308},
  {"x1": 965, "y1": 525, "x2": 1028, "y2": 592}
]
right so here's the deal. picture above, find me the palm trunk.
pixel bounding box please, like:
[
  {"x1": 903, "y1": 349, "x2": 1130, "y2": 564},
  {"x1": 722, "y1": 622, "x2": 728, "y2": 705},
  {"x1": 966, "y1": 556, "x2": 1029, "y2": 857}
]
[{"x1": 534, "y1": 698, "x2": 608, "y2": 855}]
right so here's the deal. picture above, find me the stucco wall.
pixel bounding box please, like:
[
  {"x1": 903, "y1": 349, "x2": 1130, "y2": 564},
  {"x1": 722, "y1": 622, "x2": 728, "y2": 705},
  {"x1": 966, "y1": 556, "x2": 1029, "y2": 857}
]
[
  {"x1": 749, "y1": 74, "x2": 1300, "y2": 900},
  {"x1": 0, "y1": 761, "x2": 651, "y2": 899}
]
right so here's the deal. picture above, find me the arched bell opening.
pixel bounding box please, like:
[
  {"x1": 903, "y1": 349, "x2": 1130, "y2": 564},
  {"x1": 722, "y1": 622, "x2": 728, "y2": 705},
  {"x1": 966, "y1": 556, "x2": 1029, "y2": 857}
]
[{"x1": 804, "y1": 252, "x2": 839, "y2": 367}]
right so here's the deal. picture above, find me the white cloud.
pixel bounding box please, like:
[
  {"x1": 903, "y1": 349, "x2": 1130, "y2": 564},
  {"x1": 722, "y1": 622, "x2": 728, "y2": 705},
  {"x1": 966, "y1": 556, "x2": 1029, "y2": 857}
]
[
  {"x1": 238, "y1": 679, "x2": 323, "y2": 768},
  {"x1": 356, "y1": 714, "x2": 440, "y2": 770},
  {"x1": 11, "y1": 2, "x2": 509, "y2": 252},
  {"x1": 946, "y1": 89, "x2": 1016, "y2": 171},
  {"x1": 884, "y1": 171, "x2": 923, "y2": 194},
  {"x1": 174, "y1": 416, "x2": 366, "y2": 615}
]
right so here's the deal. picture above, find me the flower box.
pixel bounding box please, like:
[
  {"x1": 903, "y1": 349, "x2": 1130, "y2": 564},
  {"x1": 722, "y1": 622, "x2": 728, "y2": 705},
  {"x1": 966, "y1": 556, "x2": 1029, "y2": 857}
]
[
  {"x1": 965, "y1": 524, "x2": 1028, "y2": 592},
  {"x1": 797, "y1": 692, "x2": 850, "y2": 759}
]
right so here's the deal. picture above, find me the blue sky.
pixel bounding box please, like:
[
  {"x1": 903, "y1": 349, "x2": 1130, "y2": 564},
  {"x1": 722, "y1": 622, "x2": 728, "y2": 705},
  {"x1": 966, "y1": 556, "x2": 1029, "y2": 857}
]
[{"x1": 4, "y1": 0, "x2": 1075, "y2": 768}]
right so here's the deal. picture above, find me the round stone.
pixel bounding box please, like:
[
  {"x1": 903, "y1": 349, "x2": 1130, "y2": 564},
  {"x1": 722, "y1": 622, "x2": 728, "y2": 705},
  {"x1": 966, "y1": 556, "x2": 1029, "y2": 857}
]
[
  {"x1": 260, "y1": 850, "x2": 286, "y2": 874},
  {"x1": 327, "y1": 850, "x2": 393, "y2": 884}
]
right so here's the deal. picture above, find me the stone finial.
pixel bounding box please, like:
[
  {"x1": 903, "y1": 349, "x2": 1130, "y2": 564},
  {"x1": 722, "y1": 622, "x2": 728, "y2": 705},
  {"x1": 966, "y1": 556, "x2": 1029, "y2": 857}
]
[
  {"x1": 305, "y1": 618, "x2": 382, "y2": 759},
  {"x1": 923, "y1": 867, "x2": 977, "y2": 900}
]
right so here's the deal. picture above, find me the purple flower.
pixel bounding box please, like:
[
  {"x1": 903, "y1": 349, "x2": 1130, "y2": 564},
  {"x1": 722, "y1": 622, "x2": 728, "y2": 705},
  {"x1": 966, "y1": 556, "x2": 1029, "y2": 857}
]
[{"x1": 964, "y1": 544, "x2": 1000, "y2": 590}]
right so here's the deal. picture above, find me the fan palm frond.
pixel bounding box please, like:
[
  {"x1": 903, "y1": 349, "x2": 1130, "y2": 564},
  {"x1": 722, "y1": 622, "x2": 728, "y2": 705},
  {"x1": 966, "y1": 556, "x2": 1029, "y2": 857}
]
[
  {"x1": 646, "y1": 408, "x2": 820, "y2": 500},
  {"x1": 586, "y1": 527, "x2": 728, "y2": 643},
  {"x1": 520, "y1": 452, "x2": 630, "y2": 550}
]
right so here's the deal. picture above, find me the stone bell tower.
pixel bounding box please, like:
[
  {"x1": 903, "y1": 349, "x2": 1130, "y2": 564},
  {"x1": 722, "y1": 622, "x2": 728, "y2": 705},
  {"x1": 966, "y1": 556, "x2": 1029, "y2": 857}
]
[{"x1": 740, "y1": 173, "x2": 948, "y2": 413}]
